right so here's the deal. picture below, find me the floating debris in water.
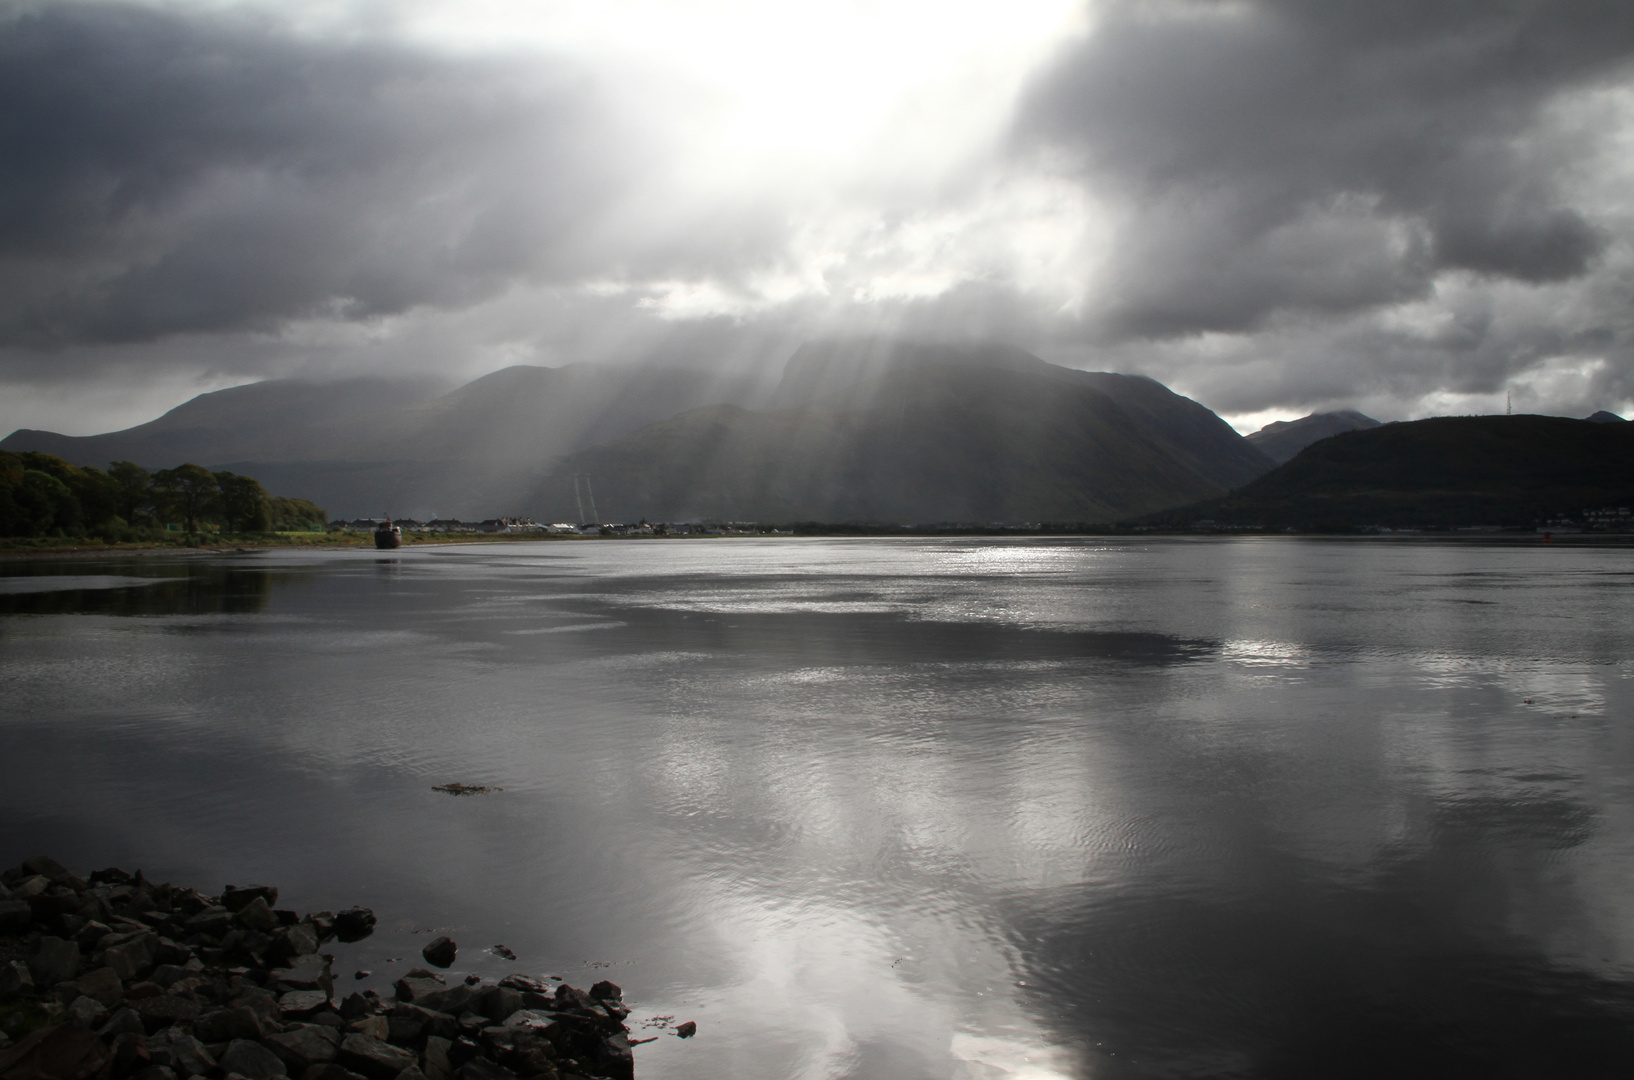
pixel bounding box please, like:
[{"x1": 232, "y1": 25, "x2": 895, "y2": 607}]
[{"x1": 433, "y1": 782, "x2": 503, "y2": 795}]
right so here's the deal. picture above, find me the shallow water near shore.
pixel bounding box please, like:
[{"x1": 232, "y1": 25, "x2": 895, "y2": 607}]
[{"x1": 3, "y1": 536, "x2": 1634, "y2": 1078}]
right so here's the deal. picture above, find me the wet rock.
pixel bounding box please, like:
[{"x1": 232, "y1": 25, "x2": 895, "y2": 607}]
[
  {"x1": 392, "y1": 1005, "x2": 456, "y2": 1041},
  {"x1": 73, "y1": 921, "x2": 110, "y2": 952},
  {"x1": 195, "y1": 1007, "x2": 265, "y2": 1043},
  {"x1": 72, "y1": 966, "x2": 123, "y2": 1007},
  {"x1": 273, "y1": 924, "x2": 320, "y2": 961},
  {"x1": 104, "y1": 933, "x2": 158, "y2": 982},
  {"x1": 0, "y1": 1022, "x2": 108, "y2": 1080},
  {"x1": 279, "y1": 991, "x2": 332, "y2": 1020},
  {"x1": 594, "y1": 1032, "x2": 634, "y2": 1080},
  {"x1": 412, "y1": 986, "x2": 477, "y2": 1018},
  {"x1": 299, "y1": 1066, "x2": 369, "y2": 1080},
  {"x1": 20, "y1": 857, "x2": 73, "y2": 882},
  {"x1": 487, "y1": 947, "x2": 516, "y2": 962},
  {"x1": 384, "y1": 1017, "x2": 422, "y2": 1047},
  {"x1": 477, "y1": 988, "x2": 523, "y2": 1025},
  {"x1": 149, "y1": 1027, "x2": 217, "y2": 1078},
  {"x1": 231, "y1": 990, "x2": 283, "y2": 1033},
  {"x1": 220, "y1": 1037, "x2": 289, "y2": 1080},
  {"x1": 0, "y1": 900, "x2": 31, "y2": 935},
  {"x1": 221, "y1": 887, "x2": 280, "y2": 914},
  {"x1": 150, "y1": 963, "x2": 205, "y2": 989},
  {"x1": 338, "y1": 1033, "x2": 416, "y2": 1080},
  {"x1": 673, "y1": 1020, "x2": 696, "y2": 1038},
  {"x1": 10, "y1": 877, "x2": 49, "y2": 900},
  {"x1": 393, "y1": 1067, "x2": 428, "y2": 1080},
  {"x1": 263, "y1": 1026, "x2": 341, "y2": 1071},
  {"x1": 338, "y1": 994, "x2": 376, "y2": 1022},
  {"x1": 238, "y1": 898, "x2": 280, "y2": 934},
  {"x1": 98, "y1": 1008, "x2": 145, "y2": 1040},
  {"x1": 586, "y1": 981, "x2": 620, "y2": 1002},
  {"x1": 332, "y1": 910, "x2": 376, "y2": 944},
  {"x1": 392, "y1": 977, "x2": 444, "y2": 1004},
  {"x1": 454, "y1": 1059, "x2": 517, "y2": 1080},
  {"x1": 133, "y1": 995, "x2": 203, "y2": 1033},
  {"x1": 421, "y1": 1037, "x2": 454, "y2": 1080},
  {"x1": 348, "y1": 1018, "x2": 389, "y2": 1042},
  {"x1": 27, "y1": 937, "x2": 81, "y2": 987},
  {"x1": 108, "y1": 1029, "x2": 151, "y2": 1076},
  {"x1": 131, "y1": 1068, "x2": 178, "y2": 1080},
  {"x1": 185, "y1": 908, "x2": 235, "y2": 937},
  {"x1": 0, "y1": 960, "x2": 33, "y2": 995},
  {"x1": 420, "y1": 939, "x2": 457, "y2": 970},
  {"x1": 66, "y1": 994, "x2": 109, "y2": 1029},
  {"x1": 275, "y1": 955, "x2": 335, "y2": 998}
]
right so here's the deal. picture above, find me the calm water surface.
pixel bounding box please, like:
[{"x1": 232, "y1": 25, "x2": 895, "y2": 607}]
[{"x1": 3, "y1": 538, "x2": 1634, "y2": 1079}]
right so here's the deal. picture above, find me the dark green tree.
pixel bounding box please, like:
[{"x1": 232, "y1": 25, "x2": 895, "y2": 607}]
[
  {"x1": 152, "y1": 463, "x2": 220, "y2": 532},
  {"x1": 269, "y1": 496, "x2": 328, "y2": 531},
  {"x1": 214, "y1": 471, "x2": 272, "y2": 532},
  {"x1": 108, "y1": 461, "x2": 154, "y2": 523}
]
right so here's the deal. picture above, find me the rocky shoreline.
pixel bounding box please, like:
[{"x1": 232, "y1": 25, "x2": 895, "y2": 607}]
[{"x1": 0, "y1": 858, "x2": 660, "y2": 1080}]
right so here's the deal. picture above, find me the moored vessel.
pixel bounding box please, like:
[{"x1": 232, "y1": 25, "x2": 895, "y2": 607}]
[{"x1": 374, "y1": 516, "x2": 403, "y2": 549}]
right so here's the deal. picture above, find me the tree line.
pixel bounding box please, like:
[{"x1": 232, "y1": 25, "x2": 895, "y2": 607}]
[{"x1": 0, "y1": 451, "x2": 327, "y2": 539}]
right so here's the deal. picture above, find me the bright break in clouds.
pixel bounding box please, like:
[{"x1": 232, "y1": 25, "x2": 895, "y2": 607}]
[{"x1": 3, "y1": 0, "x2": 1634, "y2": 436}]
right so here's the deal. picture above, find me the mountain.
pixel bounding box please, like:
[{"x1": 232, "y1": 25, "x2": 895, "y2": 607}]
[
  {"x1": 2, "y1": 365, "x2": 764, "y2": 518},
  {"x1": 522, "y1": 342, "x2": 1275, "y2": 524},
  {"x1": 1147, "y1": 415, "x2": 1634, "y2": 530},
  {"x1": 1, "y1": 376, "x2": 451, "y2": 467},
  {"x1": 3, "y1": 340, "x2": 1275, "y2": 523},
  {"x1": 1586, "y1": 410, "x2": 1627, "y2": 423},
  {"x1": 1245, "y1": 409, "x2": 1382, "y2": 464}
]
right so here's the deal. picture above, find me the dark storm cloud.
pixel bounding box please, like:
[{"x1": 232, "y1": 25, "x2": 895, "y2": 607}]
[
  {"x1": 1018, "y1": 0, "x2": 1634, "y2": 339},
  {"x1": 0, "y1": 1, "x2": 657, "y2": 346}
]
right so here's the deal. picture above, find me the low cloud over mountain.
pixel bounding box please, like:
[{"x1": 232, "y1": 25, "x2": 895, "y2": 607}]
[{"x1": 3, "y1": 0, "x2": 1634, "y2": 437}]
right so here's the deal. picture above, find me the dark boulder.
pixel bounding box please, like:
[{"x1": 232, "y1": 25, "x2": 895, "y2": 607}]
[
  {"x1": 27, "y1": 937, "x2": 81, "y2": 987},
  {"x1": 0, "y1": 1022, "x2": 109, "y2": 1080},
  {"x1": 220, "y1": 886, "x2": 280, "y2": 914},
  {"x1": 263, "y1": 1026, "x2": 342, "y2": 1071},
  {"x1": 220, "y1": 1037, "x2": 289, "y2": 1080},
  {"x1": 332, "y1": 910, "x2": 376, "y2": 944},
  {"x1": 420, "y1": 938, "x2": 457, "y2": 970},
  {"x1": 337, "y1": 1033, "x2": 416, "y2": 1080}
]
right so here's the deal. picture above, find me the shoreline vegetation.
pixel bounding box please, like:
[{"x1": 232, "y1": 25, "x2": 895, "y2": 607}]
[{"x1": 0, "y1": 856, "x2": 660, "y2": 1080}]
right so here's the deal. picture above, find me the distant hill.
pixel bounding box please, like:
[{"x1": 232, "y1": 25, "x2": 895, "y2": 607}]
[
  {"x1": 2, "y1": 365, "x2": 764, "y2": 518},
  {"x1": 1146, "y1": 415, "x2": 1634, "y2": 530},
  {"x1": 1245, "y1": 409, "x2": 1382, "y2": 464},
  {"x1": 523, "y1": 343, "x2": 1275, "y2": 524},
  {"x1": 1586, "y1": 410, "x2": 1627, "y2": 423}
]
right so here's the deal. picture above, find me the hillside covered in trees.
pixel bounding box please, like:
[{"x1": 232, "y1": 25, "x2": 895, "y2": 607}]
[{"x1": 0, "y1": 451, "x2": 326, "y2": 539}]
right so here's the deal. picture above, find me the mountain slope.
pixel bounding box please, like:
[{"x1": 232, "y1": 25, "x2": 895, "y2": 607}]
[
  {"x1": 525, "y1": 355, "x2": 1268, "y2": 524},
  {"x1": 2, "y1": 365, "x2": 763, "y2": 517},
  {"x1": 775, "y1": 339, "x2": 1274, "y2": 491},
  {"x1": 1149, "y1": 415, "x2": 1634, "y2": 529},
  {"x1": 1246, "y1": 409, "x2": 1382, "y2": 464},
  {"x1": 0, "y1": 376, "x2": 450, "y2": 467}
]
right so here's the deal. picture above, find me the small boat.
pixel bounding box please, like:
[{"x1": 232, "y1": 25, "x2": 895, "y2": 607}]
[{"x1": 374, "y1": 517, "x2": 403, "y2": 550}]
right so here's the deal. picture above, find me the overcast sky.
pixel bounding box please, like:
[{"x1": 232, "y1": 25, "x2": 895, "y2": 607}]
[{"x1": 4, "y1": 0, "x2": 1634, "y2": 437}]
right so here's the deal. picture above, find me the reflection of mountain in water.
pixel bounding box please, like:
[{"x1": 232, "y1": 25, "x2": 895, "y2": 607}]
[{"x1": 0, "y1": 566, "x2": 272, "y2": 617}]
